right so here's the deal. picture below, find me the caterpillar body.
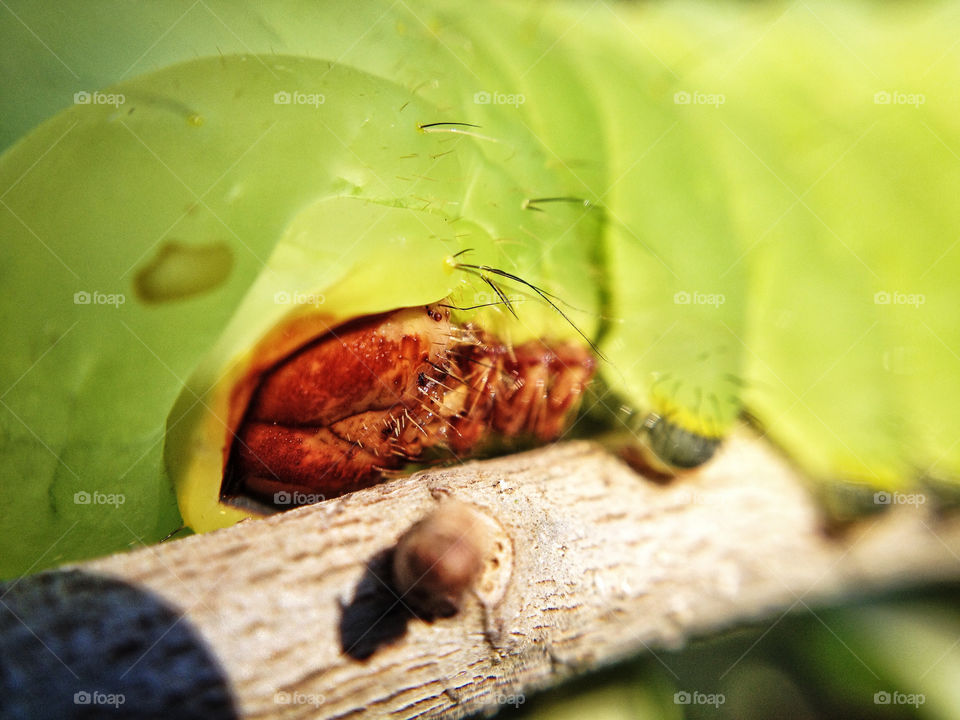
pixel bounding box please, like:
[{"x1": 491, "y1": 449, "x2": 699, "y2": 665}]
[{"x1": 0, "y1": 0, "x2": 957, "y2": 576}]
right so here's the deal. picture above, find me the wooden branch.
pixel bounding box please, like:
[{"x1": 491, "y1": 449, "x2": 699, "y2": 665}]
[{"x1": 3, "y1": 432, "x2": 960, "y2": 719}]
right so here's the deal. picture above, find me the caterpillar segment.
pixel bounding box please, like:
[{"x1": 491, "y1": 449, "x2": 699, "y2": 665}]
[{"x1": 222, "y1": 304, "x2": 596, "y2": 511}]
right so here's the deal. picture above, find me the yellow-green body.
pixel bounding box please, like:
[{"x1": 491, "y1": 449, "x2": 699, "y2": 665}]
[{"x1": 1, "y1": 0, "x2": 957, "y2": 576}]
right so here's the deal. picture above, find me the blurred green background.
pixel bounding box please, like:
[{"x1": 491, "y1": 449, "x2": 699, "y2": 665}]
[{"x1": 499, "y1": 585, "x2": 960, "y2": 719}]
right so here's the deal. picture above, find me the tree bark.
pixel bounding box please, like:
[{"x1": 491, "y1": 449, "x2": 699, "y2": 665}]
[{"x1": 2, "y1": 432, "x2": 960, "y2": 719}]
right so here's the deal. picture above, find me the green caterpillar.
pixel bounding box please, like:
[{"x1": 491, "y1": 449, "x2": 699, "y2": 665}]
[{"x1": 1, "y1": 0, "x2": 957, "y2": 578}]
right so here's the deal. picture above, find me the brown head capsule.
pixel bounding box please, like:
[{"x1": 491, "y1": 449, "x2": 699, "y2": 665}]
[
  {"x1": 221, "y1": 303, "x2": 595, "y2": 509},
  {"x1": 391, "y1": 501, "x2": 497, "y2": 618}
]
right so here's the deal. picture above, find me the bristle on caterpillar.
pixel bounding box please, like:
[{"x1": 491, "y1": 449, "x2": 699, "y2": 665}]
[{"x1": 221, "y1": 304, "x2": 595, "y2": 509}]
